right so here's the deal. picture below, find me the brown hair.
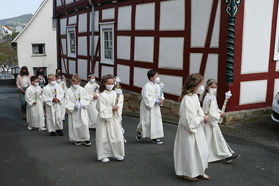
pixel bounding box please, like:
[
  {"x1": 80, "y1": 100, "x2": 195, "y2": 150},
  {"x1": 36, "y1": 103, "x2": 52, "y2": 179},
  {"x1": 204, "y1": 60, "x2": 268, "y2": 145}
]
[
  {"x1": 30, "y1": 76, "x2": 38, "y2": 83},
  {"x1": 19, "y1": 66, "x2": 29, "y2": 76},
  {"x1": 201, "y1": 79, "x2": 218, "y2": 103},
  {"x1": 71, "y1": 74, "x2": 81, "y2": 82},
  {"x1": 179, "y1": 73, "x2": 204, "y2": 102},
  {"x1": 99, "y1": 74, "x2": 115, "y2": 93}
]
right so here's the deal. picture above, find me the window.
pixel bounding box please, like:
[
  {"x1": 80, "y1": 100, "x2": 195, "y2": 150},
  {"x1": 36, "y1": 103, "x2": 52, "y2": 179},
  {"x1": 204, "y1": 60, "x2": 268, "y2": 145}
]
[
  {"x1": 100, "y1": 23, "x2": 114, "y2": 65},
  {"x1": 274, "y1": 3, "x2": 279, "y2": 61},
  {"x1": 32, "y1": 44, "x2": 45, "y2": 55},
  {"x1": 67, "y1": 27, "x2": 76, "y2": 58}
]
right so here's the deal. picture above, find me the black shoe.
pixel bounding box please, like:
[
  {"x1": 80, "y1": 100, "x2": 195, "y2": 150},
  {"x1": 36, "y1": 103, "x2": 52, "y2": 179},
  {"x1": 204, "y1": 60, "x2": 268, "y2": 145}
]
[
  {"x1": 56, "y1": 130, "x2": 64, "y2": 136},
  {"x1": 225, "y1": 153, "x2": 240, "y2": 164},
  {"x1": 83, "y1": 141, "x2": 91, "y2": 146},
  {"x1": 50, "y1": 132, "x2": 57, "y2": 136},
  {"x1": 152, "y1": 139, "x2": 163, "y2": 145},
  {"x1": 136, "y1": 131, "x2": 142, "y2": 141}
]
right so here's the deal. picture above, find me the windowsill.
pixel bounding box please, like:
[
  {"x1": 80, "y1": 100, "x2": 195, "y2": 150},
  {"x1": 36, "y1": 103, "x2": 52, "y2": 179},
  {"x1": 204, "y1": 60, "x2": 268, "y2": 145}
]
[
  {"x1": 100, "y1": 59, "x2": 114, "y2": 65},
  {"x1": 31, "y1": 54, "x2": 47, "y2": 57}
]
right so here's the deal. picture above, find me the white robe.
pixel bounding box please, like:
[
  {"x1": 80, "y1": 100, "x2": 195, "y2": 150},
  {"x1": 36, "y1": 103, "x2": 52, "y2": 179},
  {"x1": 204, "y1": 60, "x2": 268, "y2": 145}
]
[
  {"x1": 137, "y1": 81, "x2": 164, "y2": 139},
  {"x1": 25, "y1": 85, "x2": 45, "y2": 128},
  {"x1": 84, "y1": 82, "x2": 100, "y2": 129},
  {"x1": 174, "y1": 94, "x2": 208, "y2": 178},
  {"x1": 42, "y1": 84, "x2": 64, "y2": 132},
  {"x1": 96, "y1": 90, "x2": 125, "y2": 160},
  {"x1": 65, "y1": 86, "x2": 90, "y2": 142},
  {"x1": 202, "y1": 93, "x2": 233, "y2": 162},
  {"x1": 57, "y1": 81, "x2": 68, "y2": 120}
]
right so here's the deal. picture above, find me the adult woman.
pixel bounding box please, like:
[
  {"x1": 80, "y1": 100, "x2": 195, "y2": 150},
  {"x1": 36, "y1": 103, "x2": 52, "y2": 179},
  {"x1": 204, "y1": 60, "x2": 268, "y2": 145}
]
[
  {"x1": 16, "y1": 66, "x2": 31, "y2": 119},
  {"x1": 36, "y1": 68, "x2": 48, "y2": 89}
]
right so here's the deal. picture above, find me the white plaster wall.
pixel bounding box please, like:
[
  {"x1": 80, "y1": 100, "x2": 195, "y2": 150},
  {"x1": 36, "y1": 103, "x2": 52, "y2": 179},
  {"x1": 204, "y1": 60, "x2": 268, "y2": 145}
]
[
  {"x1": 78, "y1": 59, "x2": 87, "y2": 80},
  {"x1": 276, "y1": 62, "x2": 279, "y2": 71},
  {"x1": 60, "y1": 18, "x2": 67, "y2": 35},
  {"x1": 102, "y1": 66, "x2": 114, "y2": 76},
  {"x1": 240, "y1": 80, "x2": 267, "y2": 105},
  {"x1": 69, "y1": 15, "x2": 77, "y2": 25},
  {"x1": 61, "y1": 39, "x2": 67, "y2": 55},
  {"x1": 102, "y1": 8, "x2": 115, "y2": 20},
  {"x1": 65, "y1": 0, "x2": 74, "y2": 5},
  {"x1": 134, "y1": 67, "x2": 151, "y2": 87},
  {"x1": 118, "y1": 6, "x2": 132, "y2": 30},
  {"x1": 158, "y1": 37, "x2": 184, "y2": 69},
  {"x1": 274, "y1": 79, "x2": 279, "y2": 98},
  {"x1": 241, "y1": 0, "x2": 273, "y2": 74},
  {"x1": 78, "y1": 36, "x2": 87, "y2": 56},
  {"x1": 210, "y1": 0, "x2": 220, "y2": 48},
  {"x1": 189, "y1": 53, "x2": 203, "y2": 74},
  {"x1": 61, "y1": 58, "x2": 66, "y2": 73},
  {"x1": 191, "y1": 0, "x2": 213, "y2": 47},
  {"x1": 204, "y1": 54, "x2": 218, "y2": 82},
  {"x1": 117, "y1": 65, "x2": 130, "y2": 85},
  {"x1": 159, "y1": 75, "x2": 183, "y2": 96},
  {"x1": 90, "y1": 35, "x2": 99, "y2": 56},
  {"x1": 56, "y1": 0, "x2": 62, "y2": 7},
  {"x1": 134, "y1": 37, "x2": 154, "y2": 62},
  {"x1": 94, "y1": 61, "x2": 99, "y2": 77},
  {"x1": 69, "y1": 60, "x2": 76, "y2": 75},
  {"x1": 135, "y1": 3, "x2": 155, "y2": 30},
  {"x1": 78, "y1": 13, "x2": 88, "y2": 33},
  {"x1": 160, "y1": 0, "x2": 185, "y2": 31},
  {"x1": 15, "y1": 0, "x2": 57, "y2": 76},
  {"x1": 94, "y1": 11, "x2": 99, "y2": 32},
  {"x1": 117, "y1": 36, "x2": 131, "y2": 60}
]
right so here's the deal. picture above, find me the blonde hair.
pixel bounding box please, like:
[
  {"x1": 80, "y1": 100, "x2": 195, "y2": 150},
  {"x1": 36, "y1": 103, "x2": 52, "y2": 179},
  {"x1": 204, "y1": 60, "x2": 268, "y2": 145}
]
[
  {"x1": 47, "y1": 74, "x2": 55, "y2": 79},
  {"x1": 179, "y1": 73, "x2": 203, "y2": 102},
  {"x1": 71, "y1": 74, "x2": 81, "y2": 82}
]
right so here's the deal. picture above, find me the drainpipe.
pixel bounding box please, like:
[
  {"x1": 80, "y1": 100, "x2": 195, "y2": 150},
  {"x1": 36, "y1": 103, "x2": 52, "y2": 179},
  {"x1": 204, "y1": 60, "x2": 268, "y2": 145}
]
[{"x1": 89, "y1": 0, "x2": 95, "y2": 63}]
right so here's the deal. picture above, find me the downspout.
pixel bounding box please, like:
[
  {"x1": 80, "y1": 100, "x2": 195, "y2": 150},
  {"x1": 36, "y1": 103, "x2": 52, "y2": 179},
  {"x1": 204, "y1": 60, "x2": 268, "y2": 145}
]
[{"x1": 89, "y1": 0, "x2": 95, "y2": 63}]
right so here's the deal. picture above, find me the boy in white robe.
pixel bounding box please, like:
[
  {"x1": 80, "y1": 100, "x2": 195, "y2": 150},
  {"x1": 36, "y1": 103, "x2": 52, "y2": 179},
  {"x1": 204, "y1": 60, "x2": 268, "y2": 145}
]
[
  {"x1": 65, "y1": 74, "x2": 91, "y2": 146},
  {"x1": 56, "y1": 74, "x2": 67, "y2": 120},
  {"x1": 42, "y1": 74, "x2": 64, "y2": 136},
  {"x1": 202, "y1": 79, "x2": 240, "y2": 163},
  {"x1": 96, "y1": 75, "x2": 125, "y2": 163},
  {"x1": 136, "y1": 70, "x2": 164, "y2": 144},
  {"x1": 25, "y1": 76, "x2": 46, "y2": 131},
  {"x1": 84, "y1": 74, "x2": 99, "y2": 129},
  {"x1": 174, "y1": 73, "x2": 210, "y2": 181}
]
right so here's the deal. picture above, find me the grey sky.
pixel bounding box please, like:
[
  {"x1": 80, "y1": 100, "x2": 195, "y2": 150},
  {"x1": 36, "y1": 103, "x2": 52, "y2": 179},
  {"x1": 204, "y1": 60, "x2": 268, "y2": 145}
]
[{"x1": 0, "y1": 0, "x2": 44, "y2": 20}]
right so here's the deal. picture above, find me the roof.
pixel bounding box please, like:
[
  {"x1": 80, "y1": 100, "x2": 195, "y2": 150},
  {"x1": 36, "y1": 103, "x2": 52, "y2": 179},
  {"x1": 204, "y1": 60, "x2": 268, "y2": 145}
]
[{"x1": 12, "y1": 0, "x2": 48, "y2": 43}]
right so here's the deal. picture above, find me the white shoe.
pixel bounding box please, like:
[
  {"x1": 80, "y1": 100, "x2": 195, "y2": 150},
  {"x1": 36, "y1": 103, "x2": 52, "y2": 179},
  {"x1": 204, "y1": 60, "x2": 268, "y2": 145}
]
[
  {"x1": 27, "y1": 125, "x2": 32, "y2": 131},
  {"x1": 115, "y1": 156, "x2": 124, "y2": 161},
  {"x1": 101, "y1": 158, "x2": 110, "y2": 163},
  {"x1": 38, "y1": 127, "x2": 47, "y2": 132}
]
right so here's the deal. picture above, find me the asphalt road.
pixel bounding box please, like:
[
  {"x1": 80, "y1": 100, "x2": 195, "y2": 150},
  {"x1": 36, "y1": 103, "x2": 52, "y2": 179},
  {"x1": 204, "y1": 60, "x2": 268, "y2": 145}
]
[{"x1": 1, "y1": 86, "x2": 279, "y2": 186}]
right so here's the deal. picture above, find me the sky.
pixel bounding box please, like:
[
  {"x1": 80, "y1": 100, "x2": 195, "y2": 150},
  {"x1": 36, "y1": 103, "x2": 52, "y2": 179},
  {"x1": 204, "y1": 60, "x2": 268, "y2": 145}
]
[{"x1": 0, "y1": 0, "x2": 44, "y2": 20}]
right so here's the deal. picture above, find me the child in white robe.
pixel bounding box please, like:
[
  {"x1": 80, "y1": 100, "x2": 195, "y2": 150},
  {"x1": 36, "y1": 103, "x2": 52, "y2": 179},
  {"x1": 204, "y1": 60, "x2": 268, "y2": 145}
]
[
  {"x1": 42, "y1": 74, "x2": 64, "y2": 136},
  {"x1": 96, "y1": 74, "x2": 124, "y2": 163},
  {"x1": 84, "y1": 74, "x2": 99, "y2": 129},
  {"x1": 136, "y1": 70, "x2": 164, "y2": 144},
  {"x1": 65, "y1": 74, "x2": 91, "y2": 146},
  {"x1": 174, "y1": 73, "x2": 210, "y2": 181},
  {"x1": 56, "y1": 74, "x2": 68, "y2": 120},
  {"x1": 202, "y1": 79, "x2": 240, "y2": 163},
  {"x1": 25, "y1": 76, "x2": 46, "y2": 131}
]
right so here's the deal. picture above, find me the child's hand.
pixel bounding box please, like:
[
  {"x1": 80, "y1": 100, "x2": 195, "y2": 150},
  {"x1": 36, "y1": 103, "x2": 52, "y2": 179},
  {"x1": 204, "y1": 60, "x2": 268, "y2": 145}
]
[
  {"x1": 33, "y1": 101, "x2": 37, "y2": 105},
  {"x1": 204, "y1": 116, "x2": 209, "y2": 124},
  {"x1": 112, "y1": 106, "x2": 119, "y2": 111},
  {"x1": 158, "y1": 100, "x2": 164, "y2": 104},
  {"x1": 93, "y1": 95, "x2": 98, "y2": 100},
  {"x1": 220, "y1": 112, "x2": 226, "y2": 118},
  {"x1": 53, "y1": 97, "x2": 59, "y2": 103}
]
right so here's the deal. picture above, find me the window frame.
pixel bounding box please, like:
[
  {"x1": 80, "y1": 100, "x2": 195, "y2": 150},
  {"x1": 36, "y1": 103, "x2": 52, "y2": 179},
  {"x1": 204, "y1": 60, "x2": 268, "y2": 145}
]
[
  {"x1": 66, "y1": 26, "x2": 76, "y2": 58},
  {"x1": 31, "y1": 43, "x2": 46, "y2": 56},
  {"x1": 100, "y1": 23, "x2": 114, "y2": 65}
]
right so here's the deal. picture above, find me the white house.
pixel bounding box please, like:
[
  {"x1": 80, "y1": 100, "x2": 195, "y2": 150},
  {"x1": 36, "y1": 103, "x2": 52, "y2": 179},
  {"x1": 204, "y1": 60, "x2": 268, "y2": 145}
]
[
  {"x1": 12, "y1": 0, "x2": 57, "y2": 76},
  {"x1": 1, "y1": 26, "x2": 13, "y2": 36}
]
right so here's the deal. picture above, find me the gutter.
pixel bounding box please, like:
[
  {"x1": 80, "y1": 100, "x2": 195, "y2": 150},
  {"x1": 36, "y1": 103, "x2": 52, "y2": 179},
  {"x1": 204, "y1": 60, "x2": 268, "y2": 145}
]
[{"x1": 89, "y1": 0, "x2": 95, "y2": 62}]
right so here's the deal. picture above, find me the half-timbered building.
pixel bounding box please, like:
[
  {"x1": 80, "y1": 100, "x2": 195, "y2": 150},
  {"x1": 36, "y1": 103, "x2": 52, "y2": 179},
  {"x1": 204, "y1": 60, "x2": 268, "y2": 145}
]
[{"x1": 54, "y1": 0, "x2": 279, "y2": 114}]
